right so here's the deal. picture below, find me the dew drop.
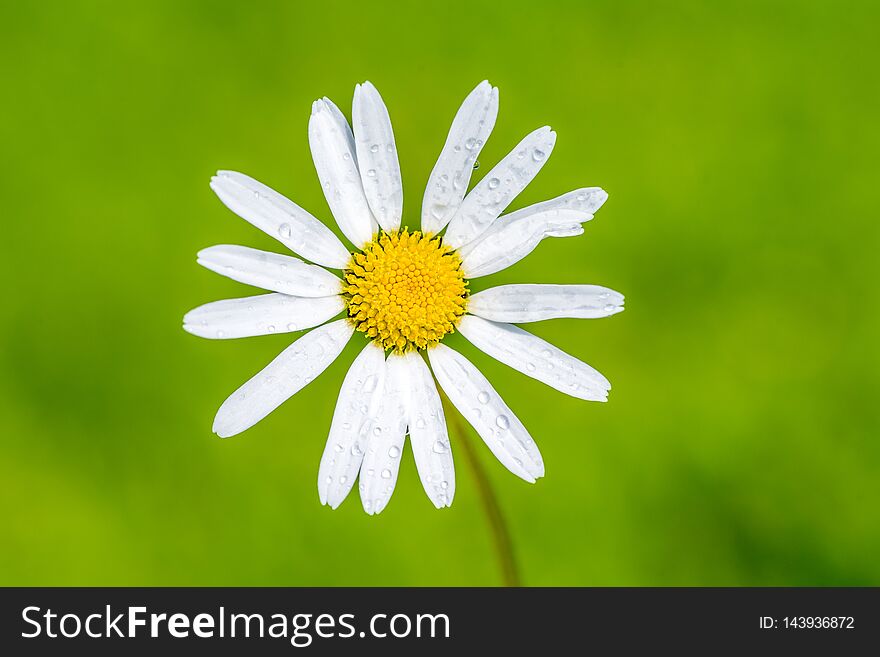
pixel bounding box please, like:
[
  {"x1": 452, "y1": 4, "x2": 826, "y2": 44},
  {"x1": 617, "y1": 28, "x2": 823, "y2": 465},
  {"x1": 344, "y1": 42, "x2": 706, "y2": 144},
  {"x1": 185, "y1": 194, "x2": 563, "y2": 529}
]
[
  {"x1": 526, "y1": 362, "x2": 537, "y2": 372},
  {"x1": 370, "y1": 144, "x2": 379, "y2": 153},
  {"x1": 216, "y1": 330, "x2": 225, "y2": 338},
  {"x1": 373, "y1": 426, "x2": 382, "y2": 436},
  {"x1": 325, "y1": 476, "x2": 332, "y2": 485},
  {"x1": 532, "y1": 149, "x2": 546, "y2": 162},
  {"x1": 495, "y1": 415, "x2": 510, "y2": 430},
  {"x1": 366, "y1": 168, "x2": 376, "y2": 177},
  {"x1": 465, "y1": 137, "x2": 477, "y2": 150},
  {"x1": 604, "y1": 304, "x2": 616, "y2": 312},
  {"x1": 339, "y1": 475, "x2": 347, "y2": 484},
  {"x1": 287, "y1": 322, "x2": 298, "y2": 331},
  {"x1": 362, "y1": 374, "x2": 378, "y2": 393},
  {"x1": 473, "y1": 160, "x2": 480, "y2": 170},
  {"x1": 477, "y1": 391, "x2": 490, "y2": 404},
  {"x1": 267, "y1": 324, "x2": 276, "y2": 333},
  {"x1": 278, "y1": 223, "x2": 292, "y2": 239},
  {"x1": 381, "y1": 468, "x2": 392, "y2": 479},
  {"x1": 342, "y1": 422, "x2": 352, "y2": 430},
  {"x1": 487, "y1": 177, "x2": 500, "y2": 190},
  {"x1": 432, "y1": 440, "x2": 448, "y2": 454},
  {"x1": 388, "y1": 446, "x2": 400, "y2": 458},
  {"x1": 440, "y1": 480, "x2": 449, "y2": 489},
  {"x1": 334, "y1": 443, "x2": 344, "y2": 453},
  {"x1": 351, "y1": 443, "x2": 363, "y2": 456},
  {"x1": 415, "y1": 417, "x2": 426, "y2": 429}
]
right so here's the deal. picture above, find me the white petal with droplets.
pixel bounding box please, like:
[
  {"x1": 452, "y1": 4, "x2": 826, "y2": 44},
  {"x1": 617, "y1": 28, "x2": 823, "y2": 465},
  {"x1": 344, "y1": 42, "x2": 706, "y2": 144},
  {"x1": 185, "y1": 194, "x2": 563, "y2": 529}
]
[
  {"x1": 443, "y1": 126, "x2": 557, "y2": 249},
  {"x1": 209, "y1": 171, "x2": 350, "y2": 269},
  {"x1": 309, "y1": 98, "x2": 375, "y2": 248},
  {"x1": 468, "y1": 284, "x2": 624, "y2": 323},
  {"x1": 459, "y1": 188, "x2": 606, "y2": 278},
  {"x1": 359, "y1": 353, "x2": 408, "y2": 515},
  {"x1": 428, "y1": 344, "x2": 543, "y2": 482},
  {"x1": 421, "y1": 81, "x2": 498, "y2": 234},
  {"x1": 318, "y1": 343, "x2": 386, "y2": 509},
  {"x1": 458, "y1": 315, "x2": 610, "y2": 401},
  {"x1": 183, "y1": 293, "x2": 344, "y2": 339},
  {"x1": 212, "y1": 319, "x2": 354, "y2": 437},
  {"x1": 401, "y1": 351, "x2": 455, "y2": 508},
  {"x1": 197, "y1": 245, "x2": 342, "y2": 297},
  {"x1": 353, "y1": 81, "x2": 402, "y2": 232}
]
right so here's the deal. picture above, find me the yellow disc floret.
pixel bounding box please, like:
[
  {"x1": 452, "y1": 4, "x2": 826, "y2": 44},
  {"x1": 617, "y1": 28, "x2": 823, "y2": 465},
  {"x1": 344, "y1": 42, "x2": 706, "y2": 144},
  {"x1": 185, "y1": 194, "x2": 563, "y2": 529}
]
[{"x1": 344, "y1": 229, "x2": 468, "y2": 351}]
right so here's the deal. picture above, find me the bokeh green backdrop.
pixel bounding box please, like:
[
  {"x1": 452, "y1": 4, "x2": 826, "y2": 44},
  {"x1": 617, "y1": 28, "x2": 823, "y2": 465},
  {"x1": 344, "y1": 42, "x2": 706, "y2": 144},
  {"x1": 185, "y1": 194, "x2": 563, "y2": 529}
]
[{"x1": 2, "y1": 0, "x2": 878, "y2": 585}]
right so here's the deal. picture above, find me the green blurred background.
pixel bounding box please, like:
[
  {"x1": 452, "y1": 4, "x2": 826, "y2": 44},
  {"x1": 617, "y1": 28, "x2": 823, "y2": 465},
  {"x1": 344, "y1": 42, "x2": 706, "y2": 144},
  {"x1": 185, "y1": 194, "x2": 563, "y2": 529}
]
[{"x1": 1, "y1": 0, "x2": 878, "y2": 586}]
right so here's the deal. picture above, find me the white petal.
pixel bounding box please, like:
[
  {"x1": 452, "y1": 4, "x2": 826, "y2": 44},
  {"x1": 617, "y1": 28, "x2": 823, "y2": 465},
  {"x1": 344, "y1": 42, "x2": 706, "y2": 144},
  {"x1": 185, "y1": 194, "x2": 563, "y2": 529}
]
[
  {"x1": 468, "y1": 284, "x2": 624, "y2": 323},
  {"x1": 428, "y1": 344, "x2": 543, "y2": 482},
  {"x1": 212, "y1": 319, "x2": 354, "y2": 437},
  {"x1": 197, "y1": 245, "x2": 342, "y2": 297},
  {"x1": 183, "y1": 293, "x2": 344, "y2": 339},
  {"x1": 401, "y1": 352, "x2": 454, "y2": 508},
  {"x1": 421, "y1": 81, "x2": 498, "y2": 234},
  {"x1": 443, "y1": 126, "x2": 557, "y2": 249},
  {"x1": 458, "y1": 315, "x2": 610, "y2": 401},
  {"x1": 318, "y1": 343, "x2": 386, "y2": 509},
  {"x1": 459, "y1": 188, "x2": 607, "y2": 278},
  {"x1": 309, "y1": 98, "x2": 375, "y2": 248},
  {"x1": 359, "y1": 353, "x2": 408, "y2": 515},
  {"x1": 352, "y1": 81, "x2": 402, "y2": 232},
  {"x1": 209, "y1": 171, "x2": 350, "y2": 269}
]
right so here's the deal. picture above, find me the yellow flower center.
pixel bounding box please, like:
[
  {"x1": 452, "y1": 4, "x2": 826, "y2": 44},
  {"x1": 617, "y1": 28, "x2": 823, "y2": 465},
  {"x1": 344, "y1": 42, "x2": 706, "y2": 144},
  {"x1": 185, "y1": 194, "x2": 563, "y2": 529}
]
[{"x1": 344, "y1": 229, "x2": 468, "y2": 352}]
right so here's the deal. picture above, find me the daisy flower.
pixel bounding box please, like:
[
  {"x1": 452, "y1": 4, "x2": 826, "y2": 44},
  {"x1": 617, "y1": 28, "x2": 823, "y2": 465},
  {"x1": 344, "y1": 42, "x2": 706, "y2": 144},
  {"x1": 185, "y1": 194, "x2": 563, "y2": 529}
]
[{"x1": 184, "y1": 81, "x2": 623, "y2": 514}]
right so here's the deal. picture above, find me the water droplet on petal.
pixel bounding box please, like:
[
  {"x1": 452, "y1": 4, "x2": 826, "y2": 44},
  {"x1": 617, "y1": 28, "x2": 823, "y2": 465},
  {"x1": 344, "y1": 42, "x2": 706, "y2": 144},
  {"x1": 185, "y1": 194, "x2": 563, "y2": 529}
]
[
  {"x1": 432, "y1": 440, "x2": 448, "y2": 454},
  {"x1": 487, "y1": 177, "x2": 500, "y2": 190},
  {"x1": 370, "y1": 144, "x2": 379, "y2": 153},
  {"x1": 381, "y1": 468, "x2": 392, "y2": 479},
  {"x1": 532, "y1": 149, "x2": 545, "y2": 162},
  {"x1": 278, "y1": 223, "x2": 292, "y2": 239},
  {"x1": 334, "y1": 443, "x2": 344, "y2": 453},
  {"x1": 477, "y1": 391, "x2": 490, "y2": 404},
  {"x1": 495, "y1": 415, "x2": 510, "y2": 430},
  {"x1": 362, "y1": 374, "x2": 378, "y2": 393},
  {"x1": 388, "y1": 446, "x2": 400, "y2": 458}
]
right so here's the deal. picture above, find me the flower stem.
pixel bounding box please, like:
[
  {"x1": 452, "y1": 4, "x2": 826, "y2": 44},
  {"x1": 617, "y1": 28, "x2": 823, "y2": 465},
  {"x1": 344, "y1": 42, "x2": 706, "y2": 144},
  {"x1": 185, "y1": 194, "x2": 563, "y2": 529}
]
[{"x1": 440, "y1": 390, "x2": 521, "y2": 587}]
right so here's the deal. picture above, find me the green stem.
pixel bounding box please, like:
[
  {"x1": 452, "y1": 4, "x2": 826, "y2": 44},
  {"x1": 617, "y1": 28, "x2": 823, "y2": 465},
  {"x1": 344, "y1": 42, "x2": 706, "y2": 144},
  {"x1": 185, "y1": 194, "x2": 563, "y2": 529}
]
[{"x1": 441, "y1": 391, "x2": 521, "y2": 587}]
